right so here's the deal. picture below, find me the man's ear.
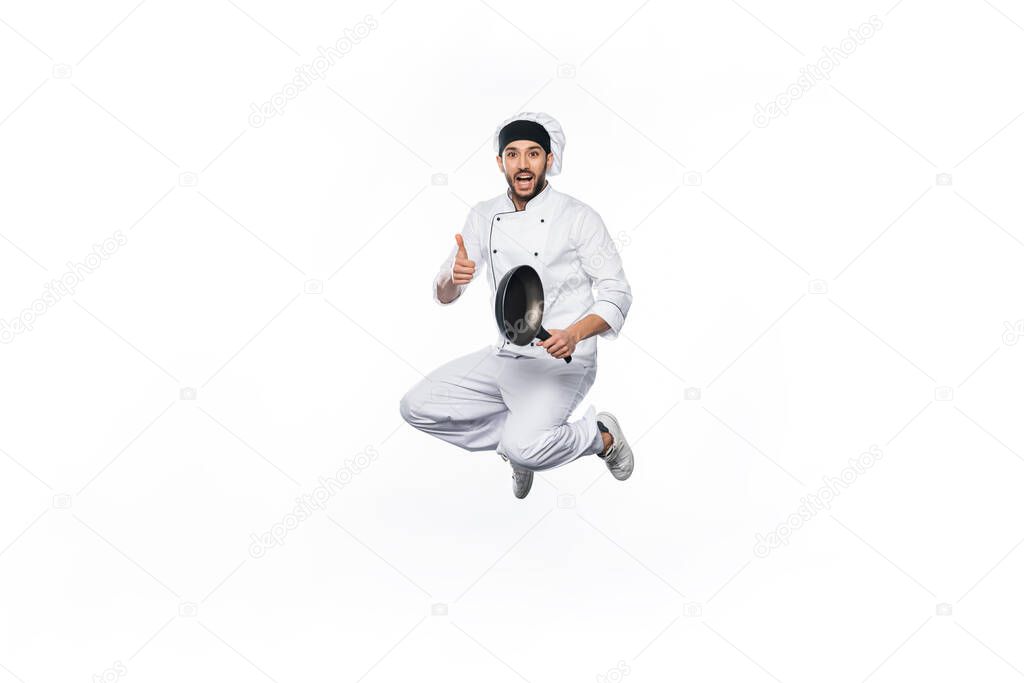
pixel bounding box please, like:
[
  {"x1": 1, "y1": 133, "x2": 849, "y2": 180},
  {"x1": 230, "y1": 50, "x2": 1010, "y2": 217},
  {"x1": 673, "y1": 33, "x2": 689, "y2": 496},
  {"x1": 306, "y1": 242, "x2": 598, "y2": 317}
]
[
  {"x1": 495, "y1": 155, "x2": 505, "y2": 173},
  {"x1": 546, "y1": 152, "x2": 553, "y2": 171}
]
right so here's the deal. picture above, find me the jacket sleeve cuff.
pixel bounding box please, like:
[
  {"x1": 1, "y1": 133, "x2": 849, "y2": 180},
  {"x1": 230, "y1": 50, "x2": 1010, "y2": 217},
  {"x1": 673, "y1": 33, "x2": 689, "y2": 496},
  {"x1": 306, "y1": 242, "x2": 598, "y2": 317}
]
[{"x1": 586, "y1": 299, "x2": 627, "y2": 340}]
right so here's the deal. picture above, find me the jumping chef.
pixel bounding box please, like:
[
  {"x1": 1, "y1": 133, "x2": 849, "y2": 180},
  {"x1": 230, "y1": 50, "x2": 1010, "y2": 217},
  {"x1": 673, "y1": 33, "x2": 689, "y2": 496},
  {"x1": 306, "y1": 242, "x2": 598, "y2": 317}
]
[{"x1": 399, "y1": 112, "x2": 634, "y2": 499}]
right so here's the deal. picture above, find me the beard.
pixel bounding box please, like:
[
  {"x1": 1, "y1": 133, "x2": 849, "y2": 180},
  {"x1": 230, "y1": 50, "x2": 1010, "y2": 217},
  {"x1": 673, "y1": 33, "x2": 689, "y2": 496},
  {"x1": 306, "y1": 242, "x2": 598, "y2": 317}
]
[{"x1": 504, "y1": 166, "x2": 547, "y2": 203}]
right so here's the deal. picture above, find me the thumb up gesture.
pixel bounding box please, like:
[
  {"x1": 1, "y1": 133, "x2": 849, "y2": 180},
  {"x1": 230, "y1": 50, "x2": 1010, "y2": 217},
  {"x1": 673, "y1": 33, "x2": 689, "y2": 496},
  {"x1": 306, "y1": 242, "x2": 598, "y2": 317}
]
[{"x1": 452, "y1": 234, "x2": 476, "y2": 285}]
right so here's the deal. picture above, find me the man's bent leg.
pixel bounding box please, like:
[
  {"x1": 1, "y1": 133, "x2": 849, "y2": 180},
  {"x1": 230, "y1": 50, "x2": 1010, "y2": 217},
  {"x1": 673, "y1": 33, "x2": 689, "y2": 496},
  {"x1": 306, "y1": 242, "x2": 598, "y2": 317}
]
[
  {"x1": 496, "y1": 356, "x2": 604, "y2": 471},
  {"x1": 399, "y1": 346, "x2": 509, "y2": 452}
]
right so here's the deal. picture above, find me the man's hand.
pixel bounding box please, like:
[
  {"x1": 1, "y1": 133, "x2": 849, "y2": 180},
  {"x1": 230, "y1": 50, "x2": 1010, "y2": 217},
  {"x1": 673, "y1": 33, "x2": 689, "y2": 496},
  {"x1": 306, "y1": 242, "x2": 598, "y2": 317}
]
[
  {"x1": 538, "y1": 328, "x2": 578, "y2": 359},
  {"x1": 452, "y1": 234, "x2": 475, "y2": 285}
]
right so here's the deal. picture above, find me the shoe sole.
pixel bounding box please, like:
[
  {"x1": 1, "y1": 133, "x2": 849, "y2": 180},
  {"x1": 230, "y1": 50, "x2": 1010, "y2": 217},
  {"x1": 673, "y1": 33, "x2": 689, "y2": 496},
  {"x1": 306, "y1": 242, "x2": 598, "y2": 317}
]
[
  {"x1": 596, "y1": 411, "x2": 633, "y2": 481},
  {"x1": 513, "y1": 469, "x2": 533, "y2": 499}
]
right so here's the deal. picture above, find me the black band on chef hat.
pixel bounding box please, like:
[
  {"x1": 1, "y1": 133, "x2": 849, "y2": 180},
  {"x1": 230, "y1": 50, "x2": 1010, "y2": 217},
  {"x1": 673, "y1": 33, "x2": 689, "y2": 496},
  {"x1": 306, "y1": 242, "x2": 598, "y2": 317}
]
[{"x1": 498, "y1": 120, "x2": 551, "y2": 155}]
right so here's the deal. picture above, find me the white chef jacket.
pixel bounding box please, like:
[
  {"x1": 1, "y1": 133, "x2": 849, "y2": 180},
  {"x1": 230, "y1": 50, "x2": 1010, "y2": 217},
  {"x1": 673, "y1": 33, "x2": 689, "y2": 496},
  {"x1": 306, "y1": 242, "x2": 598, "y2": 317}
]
[{"x1": 433, "y1": 182, "x2": 632, "y2": 363}]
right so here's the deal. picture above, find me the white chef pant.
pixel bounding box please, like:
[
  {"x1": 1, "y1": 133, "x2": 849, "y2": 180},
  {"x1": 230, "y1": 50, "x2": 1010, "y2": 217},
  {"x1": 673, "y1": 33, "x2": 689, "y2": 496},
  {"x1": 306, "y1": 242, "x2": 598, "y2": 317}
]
[{"x1": 399, "y1": 345, "x2": 605, "y2": 471}]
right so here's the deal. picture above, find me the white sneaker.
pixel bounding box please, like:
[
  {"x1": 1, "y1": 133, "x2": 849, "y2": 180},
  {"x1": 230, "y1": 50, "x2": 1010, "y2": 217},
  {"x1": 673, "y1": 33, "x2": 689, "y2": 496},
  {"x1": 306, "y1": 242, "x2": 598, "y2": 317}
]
[
  {"x1": 512, "y1": 465, "x2": 533, "y2": 499},
  {"x1": 596, "y1": 411, "x2": 633, "y2": 481}
]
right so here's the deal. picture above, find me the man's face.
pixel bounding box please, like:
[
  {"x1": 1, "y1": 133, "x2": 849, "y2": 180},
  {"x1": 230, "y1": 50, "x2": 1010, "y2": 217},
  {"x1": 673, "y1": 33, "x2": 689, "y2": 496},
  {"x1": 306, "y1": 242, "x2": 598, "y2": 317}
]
[{"x1": 496, "y1": 140, "x2": 553, "y2": 202}]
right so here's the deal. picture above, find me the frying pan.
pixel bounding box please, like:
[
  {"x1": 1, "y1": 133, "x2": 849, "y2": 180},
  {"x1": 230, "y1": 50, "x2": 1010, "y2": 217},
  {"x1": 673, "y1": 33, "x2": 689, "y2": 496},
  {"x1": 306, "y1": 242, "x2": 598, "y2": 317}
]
[{"x1": 494, "y1": 264, "x2": 572, "y2": 363}]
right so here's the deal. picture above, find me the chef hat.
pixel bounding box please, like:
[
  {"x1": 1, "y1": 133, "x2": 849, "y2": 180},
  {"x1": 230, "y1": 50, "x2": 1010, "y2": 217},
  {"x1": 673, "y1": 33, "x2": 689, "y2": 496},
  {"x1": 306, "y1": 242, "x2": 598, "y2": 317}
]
[{"x1": 493, "y1": 111, "x2": 566, "y2": 175}]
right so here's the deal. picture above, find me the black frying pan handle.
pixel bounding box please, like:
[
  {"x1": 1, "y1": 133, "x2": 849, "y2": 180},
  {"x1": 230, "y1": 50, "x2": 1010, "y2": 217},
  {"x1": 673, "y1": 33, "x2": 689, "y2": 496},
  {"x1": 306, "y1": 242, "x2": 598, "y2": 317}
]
[{"x1": 536, "y1": 327, "x2": 572, "y2": 363}]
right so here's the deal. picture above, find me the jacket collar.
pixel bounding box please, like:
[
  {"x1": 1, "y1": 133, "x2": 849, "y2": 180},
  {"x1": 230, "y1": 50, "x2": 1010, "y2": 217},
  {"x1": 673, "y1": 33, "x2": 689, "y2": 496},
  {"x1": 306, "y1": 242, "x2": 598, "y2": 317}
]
[{"x1": 505, "y1": 180, "x2": 554, "y2": 212}]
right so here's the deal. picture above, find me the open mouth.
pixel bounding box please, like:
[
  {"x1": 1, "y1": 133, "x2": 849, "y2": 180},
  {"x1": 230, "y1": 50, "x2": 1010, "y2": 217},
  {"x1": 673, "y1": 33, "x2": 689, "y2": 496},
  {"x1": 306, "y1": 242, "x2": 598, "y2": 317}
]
[{"x1": 514, "y1": 173, "x2": 534, "y2": 190}]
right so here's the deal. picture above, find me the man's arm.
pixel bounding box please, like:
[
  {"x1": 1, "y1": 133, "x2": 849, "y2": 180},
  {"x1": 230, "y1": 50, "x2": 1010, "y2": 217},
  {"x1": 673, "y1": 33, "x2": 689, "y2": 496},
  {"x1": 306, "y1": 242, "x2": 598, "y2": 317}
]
[
  {"x1": 433, "y1": 241, "x2": 465, "y2": 305},
  {"x1": 537, "y1": 209, "x2": 632, "y2": 359},
  {"x1": 537, "y1": 313, "x2": 611, "y2": 359},
  {"x1": 433, "y1": 210, "x2": 483, "y2": 305},
  {"x1": 435, "y1": 271, "x2": 461, "y2": 304},
  {"x1": 572, "y1": 207, "x2": 632, "y2": 340},
  {"x1": 567, "y1": 313, "x2": 610, "y2": 342}
]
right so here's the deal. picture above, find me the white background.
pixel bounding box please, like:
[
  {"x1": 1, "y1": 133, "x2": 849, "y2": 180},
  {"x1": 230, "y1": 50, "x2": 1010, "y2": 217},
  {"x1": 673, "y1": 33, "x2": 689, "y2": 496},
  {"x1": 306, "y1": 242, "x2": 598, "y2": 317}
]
[{"x1": 2, "y1": 1, "x2": 1024, "y2": 681}]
